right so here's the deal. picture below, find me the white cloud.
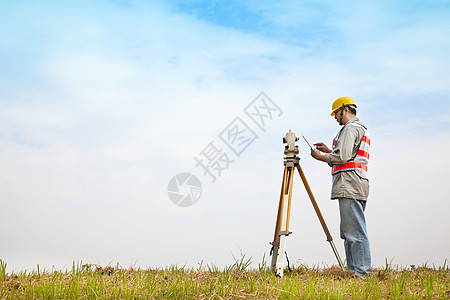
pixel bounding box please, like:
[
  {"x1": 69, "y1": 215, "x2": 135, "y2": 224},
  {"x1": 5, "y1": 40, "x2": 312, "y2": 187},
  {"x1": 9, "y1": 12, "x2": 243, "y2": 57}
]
[{"x1": 368, "y1": 130, "x2": 450, "y2": 266}]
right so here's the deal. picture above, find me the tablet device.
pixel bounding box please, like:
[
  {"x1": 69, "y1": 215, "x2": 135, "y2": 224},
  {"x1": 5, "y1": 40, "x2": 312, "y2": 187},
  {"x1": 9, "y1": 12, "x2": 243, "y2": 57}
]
[{"x1": 302, "y1": 135, "x2": 316, "y2": 151}]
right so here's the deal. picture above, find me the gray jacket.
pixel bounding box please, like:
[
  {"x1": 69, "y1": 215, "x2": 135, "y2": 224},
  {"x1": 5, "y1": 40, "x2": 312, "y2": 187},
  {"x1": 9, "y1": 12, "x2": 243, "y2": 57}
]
[{"x1": 325, "y1": 118, "x2": 370, "y2": 201}]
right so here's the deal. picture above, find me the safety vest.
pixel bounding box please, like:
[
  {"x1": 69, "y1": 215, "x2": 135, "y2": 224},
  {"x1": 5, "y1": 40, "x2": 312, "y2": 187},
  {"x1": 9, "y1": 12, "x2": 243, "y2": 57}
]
[{"x1": 331, "y1": 123, "x2": 370, "y2": 180}]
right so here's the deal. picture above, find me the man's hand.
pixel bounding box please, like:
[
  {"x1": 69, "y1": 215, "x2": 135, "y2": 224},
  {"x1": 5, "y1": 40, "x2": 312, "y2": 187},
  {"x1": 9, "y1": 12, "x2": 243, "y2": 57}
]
[
  {"x1": 314, "y1": 142, "x2": 332, "y2": 153},
  {"x1": 310, "y1": 149, "x2": 326, "y2": 162}
]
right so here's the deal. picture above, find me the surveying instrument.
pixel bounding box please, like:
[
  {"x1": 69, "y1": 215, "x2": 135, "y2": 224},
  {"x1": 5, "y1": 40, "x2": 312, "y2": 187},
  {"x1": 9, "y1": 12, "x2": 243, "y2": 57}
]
[{"x1": 269, "y1": 130, "x2": 345, "y2": 277}]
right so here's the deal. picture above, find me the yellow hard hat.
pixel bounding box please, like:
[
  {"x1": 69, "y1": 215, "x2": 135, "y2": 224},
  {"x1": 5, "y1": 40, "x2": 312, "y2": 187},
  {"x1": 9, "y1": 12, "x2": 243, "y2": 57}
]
[{"x1": 331, "y1": 97, "x2": 357, "y2": 116}]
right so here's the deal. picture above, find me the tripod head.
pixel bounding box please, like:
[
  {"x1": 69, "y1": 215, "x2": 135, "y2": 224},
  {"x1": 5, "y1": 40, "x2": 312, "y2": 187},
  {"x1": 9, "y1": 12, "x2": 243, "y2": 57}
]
[
  {"x1": 283, "y1": 130, "x2": 300, "y2": 167},
  {"x1": 283, "y1": 129, "x2": 299, "y2": 158}
]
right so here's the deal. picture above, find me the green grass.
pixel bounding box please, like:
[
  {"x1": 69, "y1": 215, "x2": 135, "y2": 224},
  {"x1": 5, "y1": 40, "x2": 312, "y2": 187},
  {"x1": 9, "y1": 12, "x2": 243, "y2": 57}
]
[{"x1": 0, "y1": 258, "x2": 448, "y2": 299}]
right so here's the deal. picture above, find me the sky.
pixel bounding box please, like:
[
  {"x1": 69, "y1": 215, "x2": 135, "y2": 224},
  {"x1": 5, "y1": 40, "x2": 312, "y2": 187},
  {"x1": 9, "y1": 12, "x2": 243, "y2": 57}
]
[{"x1": 1, "y1": 0, "x2": 449, "y2": 273}]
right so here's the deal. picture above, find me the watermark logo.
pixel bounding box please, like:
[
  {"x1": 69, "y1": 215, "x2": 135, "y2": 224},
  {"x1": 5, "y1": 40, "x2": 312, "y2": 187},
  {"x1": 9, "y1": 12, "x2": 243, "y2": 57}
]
[
  {"x1": 167, "y1": 173, "x2": 202, "y2": 207},
  {"x1": 168, "y1": 92, "x2": 282, "y2": 207}
]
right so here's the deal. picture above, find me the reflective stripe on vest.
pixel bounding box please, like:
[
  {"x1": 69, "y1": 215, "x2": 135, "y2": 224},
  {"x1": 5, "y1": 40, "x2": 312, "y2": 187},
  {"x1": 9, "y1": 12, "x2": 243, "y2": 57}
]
[
  {"x1": 332, "y1": 161, "x2": 368, "y2": 173},
  {"x1": 331, "y1": 123, "x2": 370, "y2": 179}
]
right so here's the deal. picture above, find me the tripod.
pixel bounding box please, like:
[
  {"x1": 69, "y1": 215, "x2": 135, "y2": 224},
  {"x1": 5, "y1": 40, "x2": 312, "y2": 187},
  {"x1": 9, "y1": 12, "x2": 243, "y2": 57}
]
[{"x1": 270, "y1": 130, "x2": 345, "y2": 277}]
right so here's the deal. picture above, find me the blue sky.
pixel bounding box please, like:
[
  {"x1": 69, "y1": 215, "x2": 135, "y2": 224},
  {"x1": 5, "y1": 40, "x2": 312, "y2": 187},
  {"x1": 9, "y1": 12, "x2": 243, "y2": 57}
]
[{"x1": 1, "y1": 0, "x2": 449, "y2": 272}]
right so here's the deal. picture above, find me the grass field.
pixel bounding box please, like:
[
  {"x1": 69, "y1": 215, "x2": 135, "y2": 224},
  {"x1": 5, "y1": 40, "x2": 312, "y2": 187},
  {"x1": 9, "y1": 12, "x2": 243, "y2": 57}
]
[{"x1": 1, "y1": 258, "x2": 449, "y2": 299}]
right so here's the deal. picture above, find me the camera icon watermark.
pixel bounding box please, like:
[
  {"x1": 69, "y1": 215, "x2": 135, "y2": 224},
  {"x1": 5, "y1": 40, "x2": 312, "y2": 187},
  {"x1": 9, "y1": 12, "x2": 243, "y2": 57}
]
[{"x1": 167, "y1": 173, "x2": 202, "y2": 207}]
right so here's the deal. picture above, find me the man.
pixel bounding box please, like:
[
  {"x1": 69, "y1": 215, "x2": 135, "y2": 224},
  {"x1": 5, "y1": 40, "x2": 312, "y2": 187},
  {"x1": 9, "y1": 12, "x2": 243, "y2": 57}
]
[{"x1": 310, "y1": 96, "x2": 371, "y2": 278}]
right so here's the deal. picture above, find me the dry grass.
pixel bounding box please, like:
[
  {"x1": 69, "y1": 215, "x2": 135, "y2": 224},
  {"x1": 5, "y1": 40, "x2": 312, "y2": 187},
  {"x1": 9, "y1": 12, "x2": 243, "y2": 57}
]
[{"x1": 1, "y1": 259, "x2": 449, "y2": 299}]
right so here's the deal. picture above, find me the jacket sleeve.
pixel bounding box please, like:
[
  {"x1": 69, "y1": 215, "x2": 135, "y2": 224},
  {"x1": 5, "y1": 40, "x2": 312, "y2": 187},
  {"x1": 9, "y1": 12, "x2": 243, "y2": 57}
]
[{"x1": 325, "y1": 126, "x2": 360, "y2": 167}]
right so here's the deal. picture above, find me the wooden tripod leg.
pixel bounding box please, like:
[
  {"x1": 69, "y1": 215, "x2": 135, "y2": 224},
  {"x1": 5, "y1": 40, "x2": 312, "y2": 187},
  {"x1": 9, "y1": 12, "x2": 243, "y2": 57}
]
[
  {"x1": 270, "y1": 166, "x2": 294, "y2": 276},
  {"x1": 273, "y1": 167, "x2": 288, "y2": 244},
  {"x1": 296, "y1": 164, "x2": 345, "y2": 271},
  {"x1": 271, "y1": 167, "x2": 287, "y2": 273}
]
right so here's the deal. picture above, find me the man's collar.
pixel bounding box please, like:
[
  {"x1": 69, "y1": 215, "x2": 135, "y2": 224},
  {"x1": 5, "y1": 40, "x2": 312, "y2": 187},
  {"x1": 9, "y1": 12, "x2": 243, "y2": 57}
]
[{"x1": 343, "y1": 117, "x2": 359, "y2": 126}]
